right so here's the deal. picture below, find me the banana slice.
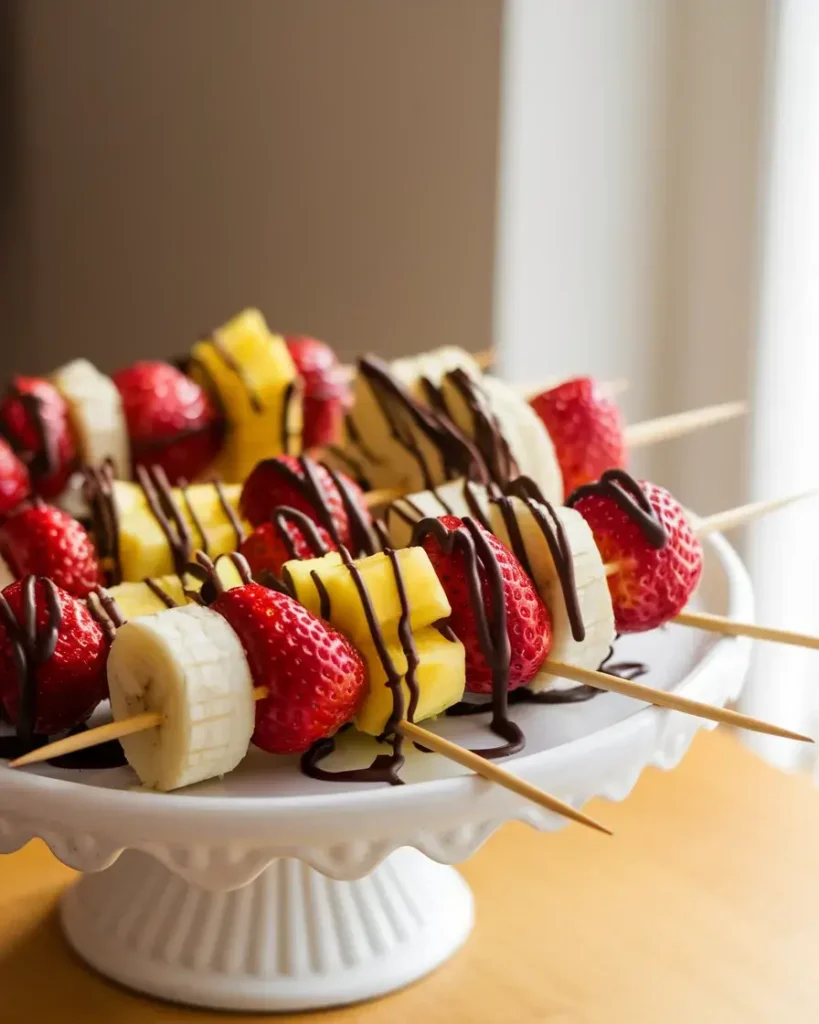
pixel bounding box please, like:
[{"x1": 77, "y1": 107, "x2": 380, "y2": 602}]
[
  {"x1": 490, "y1": 495, "x2": 615, "y2": 692},
  {"x1": 107, "y1": 603, "x2": 255, "y2": 790},
  {"x1": 471, "y1": 375, "x2": 563, "y2": 504},
  {"x1": 51, "y1": 359, "x2": 131, "y2": 479},
  {"x1": 384, "y1": 477, "x2": 492, "y2": 549}
]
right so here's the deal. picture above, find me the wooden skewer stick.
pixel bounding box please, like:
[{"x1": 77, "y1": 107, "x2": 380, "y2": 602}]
[
  {"x1": 693, "y1": 489, "x2": 819, "y2": 537},
  {"x1": 8, "y1": 687, "x2": 610, "y2": 835},
  {"x1": 673, "y1": 610, "x2": 819, "y2": 652},
  {"x1": 396, "y1": 720, "x2": 609, "y2": 834},
  {"x1": 623, "y1": 401, "x2": 746, "y2": 449},
  {"x1": 545, "y1": 660, "x2": 812, "y2": 743}
]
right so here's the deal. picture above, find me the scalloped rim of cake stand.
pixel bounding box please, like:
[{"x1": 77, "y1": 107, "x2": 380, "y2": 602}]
[{"x1": 0, "y1": 533, "x2": 753, "y2": 884}]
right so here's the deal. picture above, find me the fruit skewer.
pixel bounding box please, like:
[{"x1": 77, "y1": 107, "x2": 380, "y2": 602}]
[
  {"x1": 7, "y1": 480, "x2": 812, "y2": 794},
  {"x1": 4, "y1": 556, "x2": 610, "y2": 834}
]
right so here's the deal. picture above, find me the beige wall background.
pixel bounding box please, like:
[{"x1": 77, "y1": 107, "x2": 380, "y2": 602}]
[{"x1": 0, "y1": 0, "x2": 502, "y2": 376}]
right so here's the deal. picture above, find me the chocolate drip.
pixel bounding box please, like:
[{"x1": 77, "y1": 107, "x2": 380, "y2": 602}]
[
  {"x1": 323, "y1": 463, "x2": 379, "y2": 556},
  {"x1": 208, "y1": 329, "x2": 262, "y2": 412},
  {"x1": 177, "y1": 480, "x2": 209, "y2": 554},
  {"x1": 326, "y1": 444, "x2": 371, "y2": 490},
  {"x1": 84, "y1": 462, "x2": 121, "y2": 585},
  {"x1": 48, "y1": 724, "x2": 128, "y2": 770},
  {"x1": 86, "y1": 585, "x2": 126, "y2": 642},
  {"x1": 410, "y1": 517, "x2": 524, "y2": 759},
  {"x1": 272, "y1": 507, "x2": 331, "y2": 560},
  {"x1": 185, "y1": 550, "x2": 253, "y2": 605},
  {"x1": 355, "y1": 356, "x2": 488, "y2": 489},
  {"x1": 135, "y1": 465, "x2": 194, "y2": 575},
  {"x1": 567, "y1": 469, "x2": 667, "y2": 549},
  {"x1": 508, "y1": 686, "x2": 599, "y2": 706},
  {"x1": 599, "y1": 643, "x2": 648, "y2": 682},
  {"x1": 444, "y1": 368, "x2": 518, "y2": 485},
  {"x1": 0, "y1": 576, "x2": 62, "y2": 747},
  {"x1": 144, "y1": 577, "x2": 180, "y2": 609},
  {"x1": 212, "y1": 479, "x2": 246, "y2": 547},
  {"x1": 500, "y1": 478, "x2": 586, "y2": 643},
  {"x1": 0, "y1": 385, "x2": 60, "y2": 481}
]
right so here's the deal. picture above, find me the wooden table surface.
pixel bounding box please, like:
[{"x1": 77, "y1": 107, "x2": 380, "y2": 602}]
[{"x1": 2, "y1": 730, "x2": 818, "y2": 1023}]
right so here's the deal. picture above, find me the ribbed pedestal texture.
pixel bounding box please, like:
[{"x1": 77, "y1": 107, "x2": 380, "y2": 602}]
[{"x1": 60, "y1": 847, "x2": 474, "y2": 1012}]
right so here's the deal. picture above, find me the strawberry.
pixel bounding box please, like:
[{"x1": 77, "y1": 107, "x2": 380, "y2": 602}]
[
  {"x1": 0, "y1": 576, "x2": 108, "y2": 737},
  {"x1": 285, "y1": 335, "x2": 351, "y2": 448},
  {"x1": 240, "y1": 455, "x2": 370, "y2": 548},
  {"x1": 0, "y1": 376, "x2": 78, "y2": 498},
  {"x1": 418, "y1": 515, "x2": 551, "y2": 694},
  {"x1": 211, "y1": 583, "x2": 366, "y2": 754},
  {"x1": 112, "y1": 361, "x2": 223, "y2": 485},
  {"x1": 529, "y1": 377, "x2": 625, "y2": 494},
  {"x1": 0, "y1": 437, "x2": 31, "y2": 517},
  {"x1": 239, "y1": 517, "x2": 337, "y2": 579},
  {"x1": 568, "y1": 472, "x2": 703, "y2": 633},
  {"x1": 0, "y1": 501, "x2": 101, "y2": 598}
]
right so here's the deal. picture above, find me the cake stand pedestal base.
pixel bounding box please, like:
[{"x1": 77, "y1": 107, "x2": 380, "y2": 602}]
[{"x1": 60, "y1": 847, "x2": 474, "y2": 1012}]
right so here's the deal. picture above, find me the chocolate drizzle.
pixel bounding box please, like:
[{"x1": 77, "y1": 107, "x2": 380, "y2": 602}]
[
  {"x1": 271, "y1": 507, "x2": 332, "y2": 560},
  {"x1": 300, "y1": 543, "x2": 434, "y2": 787},
  {"x1": 444, "y1": 368, "x2": 518, "y2": 485},
  {"x1": 567, "y1": 469, "x2": 667, "y2": 549},
  {"x1": 0, "y1": 384, "x2": 60, "y2": 482},
  {"x1": 0, "y1": 576, "x2": 62, "y2": 747},
  {"x1": 185, "y1": 551, "x2": 254, "y2": 605},
  {"x1": 84, "y1": 462, "x2": 245, "y2": 585},
  {"x1": 353, "y1": 357, "x2": 488, "y2": 489},
  {"x1": 410, "y1": 516, "x2": 524, "y2": 759},
  {"x1": 144, "y1": 577, "x2": 181, "y2": 609},
  {"x1": 86, "y1": 585, "x2": 126, "y2": 642},
  {"x1": 498, "y1": 477, "x2": 585, "y2": 643}
]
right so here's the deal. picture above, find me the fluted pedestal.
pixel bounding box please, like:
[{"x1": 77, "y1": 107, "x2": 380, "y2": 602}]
[{"x1": 60, "y1": 847, "x2": 474, "y2": 1012}]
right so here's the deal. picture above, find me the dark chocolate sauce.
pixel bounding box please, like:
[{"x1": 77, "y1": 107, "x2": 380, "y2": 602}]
[
  {"x1": 213, "y1": 480, "x2": 246, "y2": 548},
  {"x1": 0, "y1": 576, "x2": 62, "y2": 746},
  {"x1": 281, "y1": 379, "x2": 302, "y2": 455},
  {"x1": 410, "y1": 517, "x2": 524, "y2": 759},
  {"x1": 323, "y1": 463, "x2": 379, "y2": 555},
  {"x1": 136, "y1": 465, "x2": 194, "y2": 576},
  {"x1": 86, "y1": 585, "x2": 126, "y2": 642},
  {"x1": 48, "y1": 725, "x2": 127, "y2": 770},
  {"x1": 353, "y1": 356, "x2": 488, "y2": 490},
  {"x1": 84, "y1": 461, "x2": 121, "y2": 585},
  {"x1": 144, "y1": 577, "x2": 181, "y2": 609},
  {"x1": 567, "y1": 469, "x2": 667, "y2": 549},
  {"x1": 0, "y1": 384, "x2": 60, "y2": 482},
  {"x1": 444, "y1": 368, "x2": 518, "y2": 486},
  {"x1": 499, "y1": 477, "x2": 585, "y2": 642},
  {"x1": 271, "y1": 507, "x2": 332, "y2": 560},
  {"x1": 177, "y1": 480, "x2": 209, "y2": 554}
]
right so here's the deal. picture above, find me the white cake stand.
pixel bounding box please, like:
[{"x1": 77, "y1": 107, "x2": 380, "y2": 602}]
[{"x1": 0, "y1": 534, "x2": 752, "y2": 1013}]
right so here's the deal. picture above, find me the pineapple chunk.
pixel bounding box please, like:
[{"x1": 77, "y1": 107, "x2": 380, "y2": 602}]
[
  {"x1": 189, "y1": 308, "x2": 303, "y2": 481},
  {"x1": 355, "y1": 626, "x2": 465, "y2": 735},
  {"x1": 110, "y1": 480, "x2": 248, "y2": 581},
  {"x1": 107, "y1": 576, "x2": 189, "y2": 619},
  {"x1": 282, "y1": 548, "x2": 450, "y2": 647},
  {"x1": 282, "y1": 552, "x2": 343, "y2": 617}
]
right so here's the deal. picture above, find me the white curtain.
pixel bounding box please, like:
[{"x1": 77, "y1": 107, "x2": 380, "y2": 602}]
[
  {"x1": 497, "y1": 0, "x2": 819, "y2": 766},
  {"x1": 741, "y1": 0, "x2": 819, "y2": 769}
]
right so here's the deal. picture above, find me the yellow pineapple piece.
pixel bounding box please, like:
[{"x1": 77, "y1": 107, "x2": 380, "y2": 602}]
[
  {"x1": 281, "y1": 548, "x2": 450, "y2": 648},
  {"x1": 355, "y1": 626, "x2": 465, "y2": 736},
  {"x1": 106, "y1": 480, "x2": 249, "y2": 581},
  {"x1": 282, "y1": 552, "x2": 343, "y2": 617},
  {"x1": 107, "y1": 576, "x2": 189, "y2": 619},
  {"x1": 189, "y1": 308, "x2": 303, "y2": 481}
]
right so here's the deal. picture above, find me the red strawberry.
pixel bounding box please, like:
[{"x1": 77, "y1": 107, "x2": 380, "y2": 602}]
[
  {"x1": 0, "y1": 576, "x2": 108, "y2": 736},
  {"x1": 240, "y1": 455, "x2": 370, "y2": 548},
  {"x1": 285, "y1": 335, "x2": 350, "y2": 448},
  {"x1": 530, "y1": 377, "x2": 625, "y2": 495},
  {"x1": 0, "y1": 437, "x2": 31, "y2": 517},
  {"x1": 240, "y1": 517, "x2": 337, "y2": 579},
  {"x1": 418, "y1": 515, "x2": 551, "y2": 694},
  {"x1": 211, "y1": 583, "x2": 366, "y2": 754},
  {"x1": 112, "y1": 361, "x2": 223, "y2": 485},
  {"x1": 0, "y1": 501, "x2": 101, "y2": 598},
  {"x1": 0, "y1": 376, "x2": 78, "y2": 498},
  {"x1": 569, "y1": 473, "x2": 703, "y2": 633}
]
